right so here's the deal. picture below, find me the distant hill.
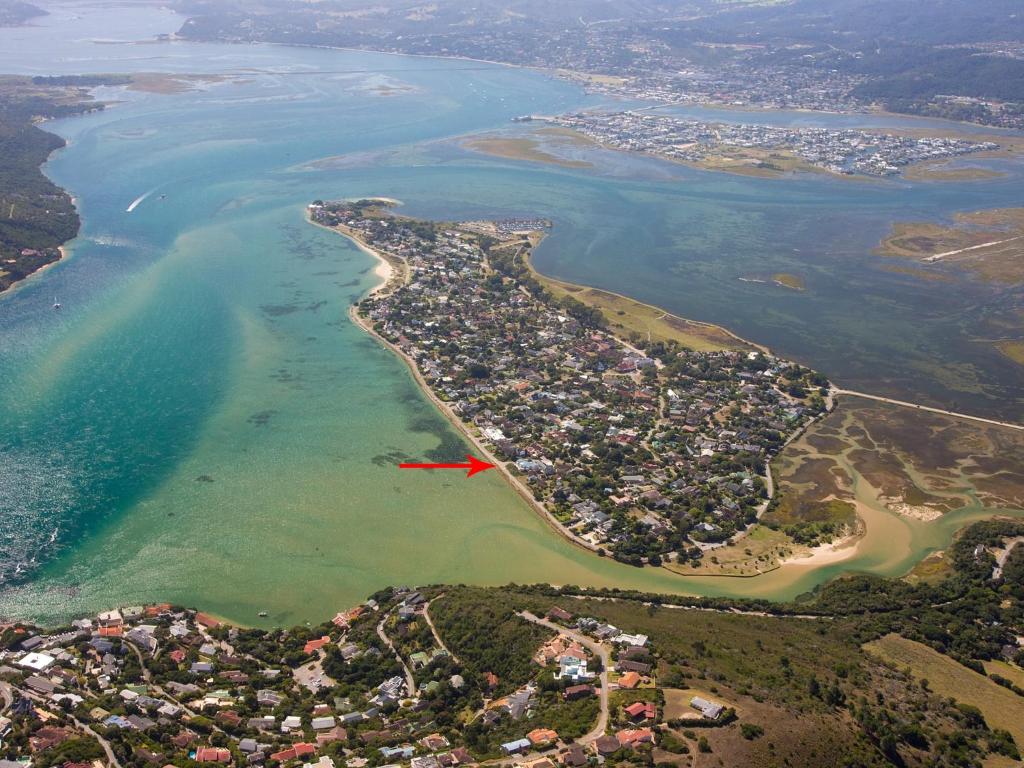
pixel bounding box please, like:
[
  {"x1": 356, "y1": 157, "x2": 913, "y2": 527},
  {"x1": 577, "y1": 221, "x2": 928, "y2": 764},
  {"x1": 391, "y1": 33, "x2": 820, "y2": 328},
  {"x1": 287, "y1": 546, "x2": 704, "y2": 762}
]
[
  {"x1": 173, "y1": 0, "x2": 1024, "y2": 126},
  {"x1": 0, "y1": 0, "x2": 45, "y2": 27}
]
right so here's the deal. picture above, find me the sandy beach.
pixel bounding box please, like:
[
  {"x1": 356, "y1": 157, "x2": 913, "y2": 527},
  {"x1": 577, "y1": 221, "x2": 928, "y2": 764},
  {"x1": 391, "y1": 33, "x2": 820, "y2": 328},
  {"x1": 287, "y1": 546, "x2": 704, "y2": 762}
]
[
  {"x1": 307, "y1": 211, "x2": 399, "y2": 296},
  {"x1": 316, "y1": 213, "x2": 604, "y2": 556},
  {"x1": 316, "y1": 209, "x2": 857, "y2": 578},
  {"x1": 780, "y1": 528, "x2": 862, "y2": 568},
  {"x1": 346, "y1": 302, "x2": 601, "y2": 557}
]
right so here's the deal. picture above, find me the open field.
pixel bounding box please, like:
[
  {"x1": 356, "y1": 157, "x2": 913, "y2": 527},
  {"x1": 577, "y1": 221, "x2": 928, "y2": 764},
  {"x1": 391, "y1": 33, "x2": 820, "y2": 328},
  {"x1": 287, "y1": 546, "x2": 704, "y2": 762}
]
[
  {"x1": 996, "y1": 340, "x2": 1024, "y2": 366},
  {"x1": 902, "y1": 161, "x2": 1006, "y2": 182},
  {"x1": 875, "y1": 207, "x2": 1024, "y2": 285},
  {"x1": 903, "y1": 551, "x2": 954, "y2": 585},
  {"x1": 462, "y1": 135, "x2": 593, "y2": 169},
  {"x1": 695, "y1": 146, "x2": 825, "y2": 178},
  {"x1": 521, "y1": 249, "x2": 754, "y2": 353},
  {"x1": 864, "y1": 634, "x2": 1024, "y2": 748},
  {"x1": 772, "y1": 272, "x2": 806, "y2": 290},
  {"x1": 556, "y1": 69, "x2": 630, "y2": 87},
  {"x1": 126, "y1": 72, "x2": 231, "y2": 94},
  {"x1": 984, "y1": 659, "x2": 1024, "y2": 689},
  {"x1": 663, "y1": 525, "x2": 806, "y2": 576}
]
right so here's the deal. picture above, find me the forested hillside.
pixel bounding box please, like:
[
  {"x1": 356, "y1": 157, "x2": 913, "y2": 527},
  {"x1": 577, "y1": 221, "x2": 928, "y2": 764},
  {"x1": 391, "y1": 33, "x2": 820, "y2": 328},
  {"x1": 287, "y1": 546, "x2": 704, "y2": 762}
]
[
  {"x1": 427, "y1": 518, "x2": 1024, "y2": 767},
  {"x1": 0, "y1": 76, "x2": 122, "y2": 292}
]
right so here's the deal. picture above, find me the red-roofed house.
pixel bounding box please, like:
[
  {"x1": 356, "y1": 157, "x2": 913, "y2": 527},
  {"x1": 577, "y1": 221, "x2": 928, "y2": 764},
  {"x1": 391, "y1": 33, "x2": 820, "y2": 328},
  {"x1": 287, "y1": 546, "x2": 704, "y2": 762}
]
[
  {"x1": 196, "y1": 613, "x2": 221, "y2": 629},
  {"x1": 304, "y1": 636, "x2": 331, "y2": 655},
  {"x1": 617, "y1": 671, "x2": 641, "y2": 689},
  {"x1": 332, "y1": 606, "x2": 365, "y2": 628},
  {"x1": 563, "y1": 684, "x2": 594, "y2": 701},
  {"x1": 616, "y1": 729, "x2": 654, "y2": 748},
  {"x1": 623, "y1": 701, "x2": 656, "y2": 722},
  {"x1": 195, "y1": 747, "x2": 231, "y2": 763},
  {"x1": 527, "y1": 728, "x2": 558, "y2": 746},
  {"x1": 270, "y1": 745, "x2": 315, "y2": 763}
]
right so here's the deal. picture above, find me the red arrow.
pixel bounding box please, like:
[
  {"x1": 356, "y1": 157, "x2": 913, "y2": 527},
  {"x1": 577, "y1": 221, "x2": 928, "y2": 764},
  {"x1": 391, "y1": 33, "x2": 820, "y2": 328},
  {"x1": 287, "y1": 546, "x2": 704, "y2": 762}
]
[{"x1": 399, "y1": 454, "x2": 496, "y2": 478}]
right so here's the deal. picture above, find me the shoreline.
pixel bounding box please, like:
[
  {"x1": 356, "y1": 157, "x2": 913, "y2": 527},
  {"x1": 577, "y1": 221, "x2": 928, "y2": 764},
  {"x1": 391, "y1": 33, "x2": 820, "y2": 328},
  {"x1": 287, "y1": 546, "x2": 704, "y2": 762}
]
[
  {"x1": 205, "y1": 35, "x2": 1024, "y2": 139},
  {"x1": 520, "y1": 247, "x2": 771, "y2": 355},
  {"x1": 0, "y1": 245, "x2": 69, "y2": 297},
  {"x1": 314, "y1": 208, "x2": 842, "y2": 579},
  {"x1": 315, "y1": 213, "x2": 610, "y2": 559},
  {"x1": 345, "y1": 309, "x2": 602, "y2": 560}
]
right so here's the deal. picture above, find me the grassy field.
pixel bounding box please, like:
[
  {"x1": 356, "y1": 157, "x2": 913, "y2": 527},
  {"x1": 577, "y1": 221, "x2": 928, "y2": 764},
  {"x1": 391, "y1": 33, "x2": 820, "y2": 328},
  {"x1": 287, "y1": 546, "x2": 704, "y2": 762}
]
[
  {"x1": 902, "y1": 162, "x2": 1006, "y2": 182},
  {"x1": 984, "y1": 659, "x2": 1024, "y2": 689},
  {"x1": 521, "y1": 250, "x2": 753, "y2": 353},
  {"x1": 996, "y1": 340, "x2": 1024, "y2": 366},
  {"x1": 864, "y1": 634, "x2": 1024, "y2": 747},
  {"x1": 662, "y1": 686, "x2": 733, "y2": 720},
  {"x1": 903, "y1": 552, "x2": 954, "y2": 585},
  {"x1": 772, "y1": 272, "x2": 806, "y2": 291},
  {"x1": 462, "y1": 136, "x2": 593, "y2": 169},
  {"x1": 875, "y1": 207, "x2": 1024, "y2": 285},
  {"x1": 662, "y1": 525, "x2": 803, "y2": 577}
]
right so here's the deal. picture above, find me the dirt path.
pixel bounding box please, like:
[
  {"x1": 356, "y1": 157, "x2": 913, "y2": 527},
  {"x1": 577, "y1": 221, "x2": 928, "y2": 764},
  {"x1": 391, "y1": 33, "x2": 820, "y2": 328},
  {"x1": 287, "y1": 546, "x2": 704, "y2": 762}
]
[
  {"x1": 377, "y1": 609, "x2": 416, "y2": 696},
  {"x1": 424, "y1": 596, "x2": 459, "y2": 664},
  {"x1": 833, "y1": 388, "x2": 1022, "y2": 431}
]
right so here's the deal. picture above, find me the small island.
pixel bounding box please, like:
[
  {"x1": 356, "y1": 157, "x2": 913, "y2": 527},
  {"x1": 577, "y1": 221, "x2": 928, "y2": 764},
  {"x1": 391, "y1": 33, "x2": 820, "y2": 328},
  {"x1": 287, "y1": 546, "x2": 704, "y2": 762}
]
[{"x1": 310, "y1": 200, "x2": 832, "y2": 569}]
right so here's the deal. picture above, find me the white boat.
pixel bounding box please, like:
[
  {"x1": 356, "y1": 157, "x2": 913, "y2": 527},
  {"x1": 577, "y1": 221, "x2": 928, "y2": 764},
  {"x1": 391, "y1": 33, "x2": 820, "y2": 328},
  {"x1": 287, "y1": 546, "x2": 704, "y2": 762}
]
[{"x1": 53, "y1": 297, "x2": 62, "y2": 310}]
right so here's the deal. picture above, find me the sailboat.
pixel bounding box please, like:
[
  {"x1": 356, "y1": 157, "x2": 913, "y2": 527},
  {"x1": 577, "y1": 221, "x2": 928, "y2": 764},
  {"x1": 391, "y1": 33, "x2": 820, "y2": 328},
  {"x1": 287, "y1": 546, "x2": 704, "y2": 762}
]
[{"x1": 53, "y1": 297, "x2": 62, "y2": 310}]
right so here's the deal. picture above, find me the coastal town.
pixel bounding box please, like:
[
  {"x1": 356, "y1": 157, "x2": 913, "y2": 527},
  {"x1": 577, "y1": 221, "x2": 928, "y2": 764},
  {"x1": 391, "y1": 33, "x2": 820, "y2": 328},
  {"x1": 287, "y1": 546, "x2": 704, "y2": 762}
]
[
  {"x1": 0, "y1": 591, "x2": 731, "y2": 768},
  {"x1": 310, "y1": 200, "x2": 830, "y2": 566},
  {"x1": 536, "y1": 111, "x2": 997, "y2": 177}
]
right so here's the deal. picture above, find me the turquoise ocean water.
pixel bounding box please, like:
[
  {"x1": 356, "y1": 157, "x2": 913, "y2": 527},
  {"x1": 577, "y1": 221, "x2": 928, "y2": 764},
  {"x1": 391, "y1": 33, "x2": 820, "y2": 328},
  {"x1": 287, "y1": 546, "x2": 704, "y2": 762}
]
[{"x1": 0, "y1": 2, "x2": 1022, "y2": 625}]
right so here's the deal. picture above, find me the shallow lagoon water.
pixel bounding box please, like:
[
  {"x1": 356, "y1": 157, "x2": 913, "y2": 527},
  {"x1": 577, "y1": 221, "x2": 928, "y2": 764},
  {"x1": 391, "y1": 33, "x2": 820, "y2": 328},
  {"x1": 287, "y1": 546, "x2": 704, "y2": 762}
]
[{"x1": 0, "y1": 3, "x2": 1022, "y2": 625}]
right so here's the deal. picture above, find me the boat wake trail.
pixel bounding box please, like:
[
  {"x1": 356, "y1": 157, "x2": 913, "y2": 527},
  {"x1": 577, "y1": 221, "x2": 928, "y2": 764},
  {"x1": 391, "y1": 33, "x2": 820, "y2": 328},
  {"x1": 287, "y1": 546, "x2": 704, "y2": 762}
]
[{"x1": 126, "y1": 186, "x2": 160, "y2": 213}]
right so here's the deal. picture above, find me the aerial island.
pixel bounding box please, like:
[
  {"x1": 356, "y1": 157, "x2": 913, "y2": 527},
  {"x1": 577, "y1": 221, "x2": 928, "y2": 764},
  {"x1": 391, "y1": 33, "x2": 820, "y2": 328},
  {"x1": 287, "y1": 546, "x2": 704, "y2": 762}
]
[
  {"x1": 1, "y1": 517, "x2": 1023, "y2": 768},
  {"x1": 309, "y1": 200, "x2": 834, "y2": 567},
  {"x1": 532, "y1": 112, "x2": 1001, "y2": 178}
]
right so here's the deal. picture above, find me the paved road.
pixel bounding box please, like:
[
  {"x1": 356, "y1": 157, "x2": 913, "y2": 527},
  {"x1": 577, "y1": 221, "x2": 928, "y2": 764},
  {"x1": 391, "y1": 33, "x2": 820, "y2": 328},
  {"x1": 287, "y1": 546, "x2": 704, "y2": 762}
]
[
  {"x1": 833, "y1": 388, "x2": 1023, "y2": 431},
  {"x1": 11, "y1": 683, "x2": 123, "y2": 768},
  {"x1": 124, "y1": 638, "x2": 153, "y2": 683},
  {"x1": 0, "y1": 680, "x2": 11, "y2": 713},
  {"x1": 377, "y1": 611, "x2": 416, "y2": 697},
  {"x1": 518, "y1": 611, "x2": 609, "y2": 744}
]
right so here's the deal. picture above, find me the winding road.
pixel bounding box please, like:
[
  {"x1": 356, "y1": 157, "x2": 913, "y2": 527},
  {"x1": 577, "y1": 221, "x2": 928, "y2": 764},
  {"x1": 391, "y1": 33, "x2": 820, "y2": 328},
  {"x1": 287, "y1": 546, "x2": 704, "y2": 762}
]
[
  {"x1": 423, "y1": 596, "x2": 460, "y2": 664},
  {"x1": 10, "y1": 682, "x2": 123, "y2": 768},
  {"x1": 377, "y1": 610, "x2": 416, "y2": 697},
  {"x1": 517, "y1": 611, "x2": 610, "y2": 744}
]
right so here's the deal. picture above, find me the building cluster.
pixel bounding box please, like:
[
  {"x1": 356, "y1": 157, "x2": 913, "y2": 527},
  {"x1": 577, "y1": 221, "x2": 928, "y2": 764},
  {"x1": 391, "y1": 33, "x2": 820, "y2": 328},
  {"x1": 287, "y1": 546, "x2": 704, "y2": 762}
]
[
  {"x1": 310, "y1": 201, "x2": 828, "y2": 565},
  {"x1": 545, "y1": 111, "x2": 996, "y2": 177},
  {"x1": 0, "y1": 592, "x2": 732, "y2": 768},
  {"x1": 0, "y1": 592, "x2": 468, "y2": 768}
]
